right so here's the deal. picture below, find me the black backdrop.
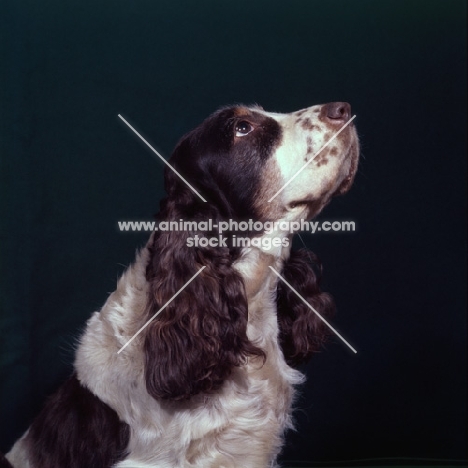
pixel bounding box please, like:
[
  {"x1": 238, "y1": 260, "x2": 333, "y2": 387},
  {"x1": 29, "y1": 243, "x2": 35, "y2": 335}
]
[{"x1": 1, "y1": 1, "x2": 466, "y2": 466}]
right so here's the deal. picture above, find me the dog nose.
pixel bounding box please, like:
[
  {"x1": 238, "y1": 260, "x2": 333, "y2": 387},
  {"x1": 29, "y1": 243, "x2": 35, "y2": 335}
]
[{"x1": 324, "y1": 102, "x2": 351, "y2": 121}]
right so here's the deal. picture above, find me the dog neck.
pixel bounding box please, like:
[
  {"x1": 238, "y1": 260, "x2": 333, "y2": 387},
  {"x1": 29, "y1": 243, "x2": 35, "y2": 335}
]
[{"x1": 235, "y1": 234, "x2": 292, "y2": 325}]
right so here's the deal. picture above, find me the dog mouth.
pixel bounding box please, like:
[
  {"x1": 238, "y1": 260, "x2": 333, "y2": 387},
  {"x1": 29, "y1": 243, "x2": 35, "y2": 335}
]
[
  {"x1": 288, "y1": 199, "x2": 312, "y2": 210},
  {"x1": 287, "y1": 198, "x2": 327, "y2": 217}
]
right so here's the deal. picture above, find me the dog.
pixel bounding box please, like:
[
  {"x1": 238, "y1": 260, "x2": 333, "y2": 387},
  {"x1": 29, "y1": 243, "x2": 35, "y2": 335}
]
[{"x1": 5, "y1": 102, "x2": 359, "y2": 467}]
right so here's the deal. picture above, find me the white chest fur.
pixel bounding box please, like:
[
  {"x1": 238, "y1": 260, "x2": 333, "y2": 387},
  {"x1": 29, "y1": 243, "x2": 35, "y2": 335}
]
[{"x1": 72, "y1": 245, "x2": 304, "y2": 467}]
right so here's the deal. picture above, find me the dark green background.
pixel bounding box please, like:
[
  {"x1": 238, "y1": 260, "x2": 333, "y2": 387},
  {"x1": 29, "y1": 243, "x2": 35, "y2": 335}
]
[{"x1": 1, "y1": 0, "x2": 466, "y2": 465}]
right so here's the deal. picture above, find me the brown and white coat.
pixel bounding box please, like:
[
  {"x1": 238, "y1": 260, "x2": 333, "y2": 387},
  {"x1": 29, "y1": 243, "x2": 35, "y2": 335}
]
[{"x1": 6, "y1": 102, "x2": 359, "y2": 468}]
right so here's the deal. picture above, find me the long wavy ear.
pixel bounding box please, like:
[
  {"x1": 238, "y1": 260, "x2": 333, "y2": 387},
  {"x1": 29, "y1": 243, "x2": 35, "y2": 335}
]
[
  {"x1": 277, "y1": 249, "x2": 335, "y2": 367},
  {"x1": 143, "y1": 135, "x2": 264, "y2": 401}
]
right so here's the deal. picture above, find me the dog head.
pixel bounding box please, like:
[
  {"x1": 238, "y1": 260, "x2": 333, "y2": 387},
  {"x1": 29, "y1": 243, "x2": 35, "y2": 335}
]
[
  {"x1": 144, "y1": 103, "x2": 359, "y2": 400},
  {"x1": 165, "y1": 102, "x2": 358, "y2": 223}
]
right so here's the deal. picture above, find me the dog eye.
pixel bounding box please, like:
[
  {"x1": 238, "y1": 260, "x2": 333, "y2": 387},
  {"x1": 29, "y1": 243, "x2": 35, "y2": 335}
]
[{"x1": 235, "y1": 121, "x2": 254, "y2": 137}]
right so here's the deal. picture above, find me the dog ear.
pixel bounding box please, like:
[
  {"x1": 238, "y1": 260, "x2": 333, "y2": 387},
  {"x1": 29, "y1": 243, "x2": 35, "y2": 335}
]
[
  {"x1": 276, "y1": 249, "x2": 335, "y2": 366},
  {"x1": 143, "y1": 134, "x2": 264, "y2": 401}
]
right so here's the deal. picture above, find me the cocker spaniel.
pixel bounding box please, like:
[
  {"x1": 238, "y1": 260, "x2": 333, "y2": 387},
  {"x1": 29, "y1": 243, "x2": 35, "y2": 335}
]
[{"x1": 5, "y1": 102, "x2": 359, "y2": 468}]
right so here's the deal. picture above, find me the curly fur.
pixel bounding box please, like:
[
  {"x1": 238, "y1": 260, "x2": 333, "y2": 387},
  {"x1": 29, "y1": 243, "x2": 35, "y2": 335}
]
[{"x1": 6, "y1": 102, "x2": 359, "y2": 468}]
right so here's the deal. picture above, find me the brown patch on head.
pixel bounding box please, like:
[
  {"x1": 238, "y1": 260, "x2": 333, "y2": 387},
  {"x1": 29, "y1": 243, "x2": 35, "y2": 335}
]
[
  {"x1": 306, "y1": 136, "x2": 313, "y2": 154},
  {"x1": 301, "y1": 118, "x2": 317, "y2": 131},
  {"x1": 253, "y1": 157, "x2": 284, "y2": 221},
  {"x1": 296, "y1": 109, "x2": 307, "y2": 116},
  {"x1": 295, "y1": 117, "x2": 303, "y2": 123},
  {"x1": 329, "y1": 147, "x2": 338, "y2": 157},
  {"x1": 323, "y1": 131, "x2": 333, "y2": 141},
  {"x1": 314, "y1": 154, "x2": 329, "y2": 167},
  {"x1": 233, "y1": 106, "x2": 252, "y2": 117}
]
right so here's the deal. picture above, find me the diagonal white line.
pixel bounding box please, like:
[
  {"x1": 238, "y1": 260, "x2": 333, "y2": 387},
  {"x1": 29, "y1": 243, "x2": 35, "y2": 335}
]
[
  {"x1": 269, "y1": 266, "x2": 357, "y2": 354},
  {"x1": 118, "y1": 114, "x2": 207, "y2": 203},
  {"x1": 268, "y1": 115, "x2": 356, "y2": 203},
  {"x1": 117, "y1": 266, "x2": 206, "y2": 354}
]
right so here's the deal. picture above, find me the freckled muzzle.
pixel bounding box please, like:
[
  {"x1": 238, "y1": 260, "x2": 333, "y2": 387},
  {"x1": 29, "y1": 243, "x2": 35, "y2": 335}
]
[
  {"x1": 321, "y1": 102, "x2": 359, "y2": 196},
  {"x1": 312, "y1": 102, "x2": 359, "y2": 196}
]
